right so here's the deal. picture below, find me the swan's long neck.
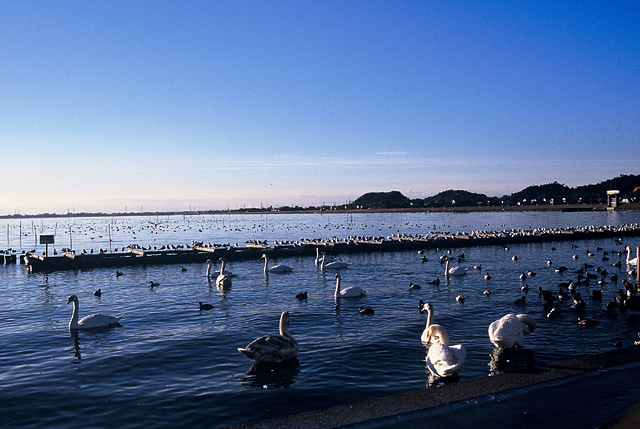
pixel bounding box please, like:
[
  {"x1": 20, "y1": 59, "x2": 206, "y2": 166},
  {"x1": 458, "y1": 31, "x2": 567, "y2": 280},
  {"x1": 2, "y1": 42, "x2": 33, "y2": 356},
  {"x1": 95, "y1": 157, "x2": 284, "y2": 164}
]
[
  {"x1": 445, "y1": 259, "x2": 450, "y2": 277},
  {"x1": 320, "y1": 253, "x2": 326, "y2": 270},
  {"x1": 438, "y1": 326, "x2": 451, "y2": 345},
  {"x1": 279, "y1": 313, "x2": 292, "y2": 339},
  {"x1": 69, "y1": 300, "x2": 79, "y2": 328},
  {"x1": 206, "y1": 260, "x2": 212, "y2": 278},
  {"x1": 627, "y1": 247, "x2": 631, "y2": 264},
  {"x1": 219, "y1": 259, "x2": 226, "y2": 275},
  {"x1": 315, "y1": 248, "x2": 321, "y2": 266},
  {"x1": 334, "y1": 275, "x2": 341, "y2": 297},
  {"x1": 263, "y1": 256, "x2": 268, "y2": 273},
  {"x1": 426, "y1": 307, "x2": 433, "y2": 330}
]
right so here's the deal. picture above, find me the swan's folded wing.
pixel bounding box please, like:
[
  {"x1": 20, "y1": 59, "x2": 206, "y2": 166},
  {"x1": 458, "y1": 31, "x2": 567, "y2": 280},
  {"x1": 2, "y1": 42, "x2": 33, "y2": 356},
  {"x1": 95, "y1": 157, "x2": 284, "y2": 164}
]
[
  {"x1": 426, "y1": 343, "x2": 465, "y2": 377},
  {"x1": 77, "y1": 313, "x2": 122, "y2": 328},
  {"x1": 238, "y1": 334, "x2": 298, "y2": 362},
  {"x1": 488, "y1": 314, "x2": 523, "y2": 348}
]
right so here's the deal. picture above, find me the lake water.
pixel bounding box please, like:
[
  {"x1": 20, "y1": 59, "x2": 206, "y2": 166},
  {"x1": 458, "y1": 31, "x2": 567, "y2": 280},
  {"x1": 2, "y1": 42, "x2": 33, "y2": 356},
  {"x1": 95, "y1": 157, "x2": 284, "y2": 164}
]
[{"x1": 1, "y1": 210, "x2": 640, "y2": 428}]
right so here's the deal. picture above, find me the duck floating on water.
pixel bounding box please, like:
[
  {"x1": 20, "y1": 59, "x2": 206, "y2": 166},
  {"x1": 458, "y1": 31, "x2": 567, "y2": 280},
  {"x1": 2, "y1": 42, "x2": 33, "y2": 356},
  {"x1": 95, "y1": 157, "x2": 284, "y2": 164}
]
[{"x1": 359, "y1": 306, "x2": 375, "y2": 315}]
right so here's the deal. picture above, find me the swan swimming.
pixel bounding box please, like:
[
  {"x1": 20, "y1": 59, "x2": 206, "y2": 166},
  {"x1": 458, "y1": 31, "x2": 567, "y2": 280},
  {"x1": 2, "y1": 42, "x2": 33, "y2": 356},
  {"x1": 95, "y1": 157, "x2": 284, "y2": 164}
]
[
  {"x1": 261, "y1": 254, "x2": 293, "y2": 273},
  {"x1": 237, "y1": 311, "x2": 298, "y2": 363},
  {"x1": 626, "y1": 246, "x2": 639, "y2": 266},
  {"x1": 214, "y1": 258, "x2": 232, "y2": 290},
  {"x1": 334, "y1": 273, "x2": 365, "y2": 298},
  {"x1": 67, "y1": 294, "x2": 123, "y2": 330},
  {"x1": 206, "y1": 258, "x2": 234, "y2": 278},
  {"x1": 320, "y1": 252, "x2": 350, "y2": 270},
  {"x1": 488, "y1": 313, "x2": 536, "y2": 349},
  {"x1": 420, "y1": 302, "x2": 466, "y2": 378},
  {"x1": 445, "y1": 258, "x2": 467, "y2": 277},
  {"x1": 315, "y1": 247, "x2": 334, "y2": 266}
]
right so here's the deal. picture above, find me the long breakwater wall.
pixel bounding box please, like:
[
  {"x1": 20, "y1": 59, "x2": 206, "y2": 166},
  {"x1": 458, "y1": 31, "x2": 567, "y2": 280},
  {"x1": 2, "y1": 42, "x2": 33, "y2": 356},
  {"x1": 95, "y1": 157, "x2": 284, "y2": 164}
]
[{"x1": 18, "y1": 224, "x2": 640, "y2": 272}]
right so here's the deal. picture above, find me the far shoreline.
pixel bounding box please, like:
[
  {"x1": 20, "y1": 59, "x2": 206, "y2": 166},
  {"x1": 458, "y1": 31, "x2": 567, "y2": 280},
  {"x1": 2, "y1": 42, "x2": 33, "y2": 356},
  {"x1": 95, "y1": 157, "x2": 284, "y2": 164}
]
[{"x1": 1, "y1": 203, "x2": 639, "y2": 220}]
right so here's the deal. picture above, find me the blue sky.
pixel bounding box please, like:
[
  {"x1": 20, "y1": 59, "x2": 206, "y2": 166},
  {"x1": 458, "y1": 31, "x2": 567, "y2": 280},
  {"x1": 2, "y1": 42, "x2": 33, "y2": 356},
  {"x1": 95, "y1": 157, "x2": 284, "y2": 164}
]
[{"x1": 1, "y1": 1, "x2": 639, "y2": 214}]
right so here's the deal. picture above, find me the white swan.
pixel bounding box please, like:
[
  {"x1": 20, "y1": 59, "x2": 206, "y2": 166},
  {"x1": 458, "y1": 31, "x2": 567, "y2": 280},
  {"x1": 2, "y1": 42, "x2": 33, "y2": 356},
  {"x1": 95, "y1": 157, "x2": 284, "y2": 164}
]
[
  {"x1": 334, "y1": 273, "x2": 365, "y2": 298},
  {"x1": 237, "y1": 311, "x2": 298, "y2": 363},
  {"x1": 626, "y1": 246, "x2": 639, "y2": 266},
  {"x1": 261, "y1": 254, "x2": 293, "y2": 273},
  {"x1": 488, "y1": 313, "x2": 536, "y2": 349},
  {"x1": 320, "y1": 252, "x2": 350, "y2": 270},
  {"x1": 67, "y1": 294, "x2": 123, "y2": 330},
  {"x1": 206, "y1": 258, "x2": 234, "y2": 278},
  {"x1": 421, "y1": 302, "x2": 435, "y2": 345},
  {"x1": 215, "y1": 258, "x2": 232, "y2": 290},
  {"x1": 445, "y1": 258, "x2": 467, "y2": 277},
  {"x1": 420, "y1": 302, "x2": 466, "y2": 378},
  {"x1": 314, "y1": 247, "x2": 334, "y2": 266}
]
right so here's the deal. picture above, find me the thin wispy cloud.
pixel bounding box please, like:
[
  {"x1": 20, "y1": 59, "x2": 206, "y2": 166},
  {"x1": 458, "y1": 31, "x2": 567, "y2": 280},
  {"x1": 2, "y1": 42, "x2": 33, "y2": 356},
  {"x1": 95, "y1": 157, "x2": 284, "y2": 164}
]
[{"x1": 0, "y1": 2, "x2": 637, "y2": 214}]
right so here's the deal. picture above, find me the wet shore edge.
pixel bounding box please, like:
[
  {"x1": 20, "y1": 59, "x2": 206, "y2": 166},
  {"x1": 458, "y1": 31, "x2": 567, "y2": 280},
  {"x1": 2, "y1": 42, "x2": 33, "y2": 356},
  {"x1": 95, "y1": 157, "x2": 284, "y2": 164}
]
[{"x1": 228, "y1": 345, "x2": 640, "y2": 429}]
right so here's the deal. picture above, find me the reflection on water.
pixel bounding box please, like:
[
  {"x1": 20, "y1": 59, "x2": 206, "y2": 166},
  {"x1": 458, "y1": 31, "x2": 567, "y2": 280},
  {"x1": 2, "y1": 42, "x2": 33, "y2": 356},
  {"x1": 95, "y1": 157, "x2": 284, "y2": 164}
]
[
  {"x1": 488, "y1": 347, "x2": 535, "y2": 376},
  {"x1": 1, "y1": 212, "x2": 640, "y2": 427},
  {"x1": 427, "y1": 372, "x2": 461, "y2": 388},
  {"x1": 70, "y1": 331, "x2": 81, "y2": 362},
  {"x1": 241, "y1": 358, "x2": 301, "y2": 389}
]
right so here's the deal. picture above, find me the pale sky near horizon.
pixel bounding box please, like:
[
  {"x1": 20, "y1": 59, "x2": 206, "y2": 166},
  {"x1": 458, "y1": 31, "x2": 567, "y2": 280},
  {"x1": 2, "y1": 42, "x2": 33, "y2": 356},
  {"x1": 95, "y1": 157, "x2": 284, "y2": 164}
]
[{"x1": 1, "y1": 1, "x2": 639, "y2": 214}]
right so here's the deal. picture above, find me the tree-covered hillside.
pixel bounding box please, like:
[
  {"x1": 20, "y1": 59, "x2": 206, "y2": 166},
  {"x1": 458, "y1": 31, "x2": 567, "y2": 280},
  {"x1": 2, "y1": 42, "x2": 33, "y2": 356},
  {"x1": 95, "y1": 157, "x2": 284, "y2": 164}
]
[{"x1": 349, "y1": 174, "x2": 640, "y2": 209}]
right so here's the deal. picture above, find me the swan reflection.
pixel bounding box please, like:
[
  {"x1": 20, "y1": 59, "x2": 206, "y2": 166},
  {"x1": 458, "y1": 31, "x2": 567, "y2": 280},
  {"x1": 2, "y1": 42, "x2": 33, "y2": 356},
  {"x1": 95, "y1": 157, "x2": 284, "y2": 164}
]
[
  {"x1": 241, "y1": 358, "x2": 300, "y2": 389},
  {"x1": 426, "y1": 370, "x2": 460, "y2": 388},
  {"x1": 488, "y1": 347, "x2": 534, "y2": 376},
  {"x1": 70, "y1": 331, "x2": 82, "y2": 362}
]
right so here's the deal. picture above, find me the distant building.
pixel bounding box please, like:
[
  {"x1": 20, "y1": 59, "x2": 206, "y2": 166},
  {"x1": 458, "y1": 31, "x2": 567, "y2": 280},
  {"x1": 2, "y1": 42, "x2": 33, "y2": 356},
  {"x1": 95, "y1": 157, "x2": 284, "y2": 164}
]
[{"x1": 607, "y1": 190, "x2": 620, "y2": 211}]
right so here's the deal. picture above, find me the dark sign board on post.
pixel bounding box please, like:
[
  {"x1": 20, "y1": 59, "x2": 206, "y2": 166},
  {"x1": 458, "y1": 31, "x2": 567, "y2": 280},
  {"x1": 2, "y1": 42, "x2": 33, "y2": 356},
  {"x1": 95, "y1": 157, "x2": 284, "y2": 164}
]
[{"x1": 40, "y1": 235, "x2": 55, "y2": 245}]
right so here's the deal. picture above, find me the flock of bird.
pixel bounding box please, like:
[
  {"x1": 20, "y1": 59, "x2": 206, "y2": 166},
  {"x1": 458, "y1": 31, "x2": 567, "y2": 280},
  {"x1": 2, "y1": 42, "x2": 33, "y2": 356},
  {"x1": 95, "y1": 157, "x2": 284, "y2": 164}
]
[{"x1": 65, "y1": 241, "x2": 640, "y2": 382}]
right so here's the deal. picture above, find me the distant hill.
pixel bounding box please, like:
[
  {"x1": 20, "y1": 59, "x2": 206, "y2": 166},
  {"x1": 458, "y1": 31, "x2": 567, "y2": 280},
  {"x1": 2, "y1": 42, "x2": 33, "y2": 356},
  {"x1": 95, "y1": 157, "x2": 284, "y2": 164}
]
[
  {"x1": 509, "y1": 174, "x2": 640, "y2": 205},
  {"x1": 413, "y1": 190, "x2": 498, "y2": 208},
  {"x1": 3, "y1": 174, "x2": 638, "y2": 219},
  {"x1": 510, "y1": 181, "x2": 573, "y2": 204},
  {"x1": 352, "y1": 191, "x2": 411, "y2": 209},
  {"x1": 349, "y1": 174, "x2": 640, "y2": 209},
  {"x1": 573, "y1": 174, "x2": 640, "y2": 204}
]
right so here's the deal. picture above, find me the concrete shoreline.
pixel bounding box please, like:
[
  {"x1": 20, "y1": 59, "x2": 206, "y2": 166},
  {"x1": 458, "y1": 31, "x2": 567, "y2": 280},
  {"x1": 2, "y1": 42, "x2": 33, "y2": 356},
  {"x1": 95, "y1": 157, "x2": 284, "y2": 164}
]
[{"x1": 229, "y1": 346, "x2": 640, "y2": 428}]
